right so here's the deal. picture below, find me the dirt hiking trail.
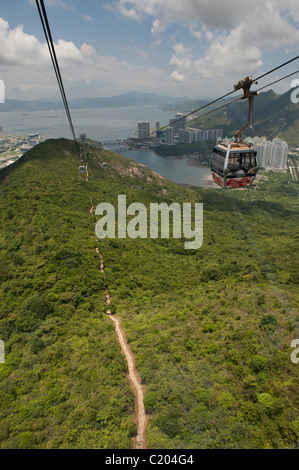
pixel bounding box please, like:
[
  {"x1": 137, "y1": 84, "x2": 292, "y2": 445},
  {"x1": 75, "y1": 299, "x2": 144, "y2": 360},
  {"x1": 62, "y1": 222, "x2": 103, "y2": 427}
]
[{"x1": 95, "y1": 247, "x2": 147, "y2": 449}]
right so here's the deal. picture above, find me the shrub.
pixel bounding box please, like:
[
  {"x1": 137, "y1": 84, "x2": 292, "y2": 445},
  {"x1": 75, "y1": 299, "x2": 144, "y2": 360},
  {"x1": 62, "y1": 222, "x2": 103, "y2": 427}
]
[
  {"x1": 144, "y1": 391, "x2": 158, "y2": 412},
  {"x1": 217, "y1": 392, "x2": 234, "y2": 410},
  {"x1": 155, "y1": 407, "x2": 182, "y2": 438},
  {"x1": 257, "y1": 294, "x2": 265, "y2": 306},
  {"x1": 25, "y1": 295, "x2": 54, "y2": 320},
  {"x1": 260, "y1": 315, "x2": 278, "y2": 333},
  {"x1": 202, "y1": 323, "x2": 216, "y2": 333},
  {"x1": 30, "y1": 337, "x2": 45, "y2": 354},
  {"x1": 250, "y1": 355, "x2": 268, "y2": 373},
  {"x1": 257, "y1": 393, "x2": 275, "y2": 415}
]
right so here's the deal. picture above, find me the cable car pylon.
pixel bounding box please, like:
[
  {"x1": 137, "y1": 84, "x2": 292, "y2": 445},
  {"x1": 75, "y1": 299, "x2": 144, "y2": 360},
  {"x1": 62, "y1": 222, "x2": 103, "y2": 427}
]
[{"x1": 79, "y1": 134, "x2": 87, "y2": 175}]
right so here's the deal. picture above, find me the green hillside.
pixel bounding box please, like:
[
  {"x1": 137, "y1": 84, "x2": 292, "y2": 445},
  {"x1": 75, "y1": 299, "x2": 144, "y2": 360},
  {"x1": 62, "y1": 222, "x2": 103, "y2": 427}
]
[
  {"x1": 188, "y1": 89, "x2": 299, "y2": 146},
  {"x1": 0, "y1": 139, "x2": 298, "y2": 449}
]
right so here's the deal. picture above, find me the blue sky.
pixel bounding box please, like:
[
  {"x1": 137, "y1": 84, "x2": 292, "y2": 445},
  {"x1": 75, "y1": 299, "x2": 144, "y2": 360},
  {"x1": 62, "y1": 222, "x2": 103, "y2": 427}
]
[{"x1": 0, "y1": 0, "x2": 298, "y2": 100}]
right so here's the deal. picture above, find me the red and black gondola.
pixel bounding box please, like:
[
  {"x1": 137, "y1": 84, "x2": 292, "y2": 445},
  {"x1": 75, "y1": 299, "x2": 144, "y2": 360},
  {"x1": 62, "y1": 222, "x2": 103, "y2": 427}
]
[
  {"x1": 211, "y1": 141, "x2": 258, "y2": 189},
  {"x1": 211, "y1": 75, "x2": 259, "y2": 189}
]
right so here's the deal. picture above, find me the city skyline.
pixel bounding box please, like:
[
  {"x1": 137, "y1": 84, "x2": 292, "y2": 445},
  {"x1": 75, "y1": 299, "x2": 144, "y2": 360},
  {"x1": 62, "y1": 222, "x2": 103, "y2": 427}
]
[{"x1": 136, "y1": 114, "x2": 288, "y2": 170}]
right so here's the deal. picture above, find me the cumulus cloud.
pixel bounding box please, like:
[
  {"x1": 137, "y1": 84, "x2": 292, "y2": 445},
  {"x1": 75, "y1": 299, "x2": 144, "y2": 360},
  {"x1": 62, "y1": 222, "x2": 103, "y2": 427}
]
[
  {"x1": 27, "y1": 0, "x2": 74, "y2": 10},
  {"x1": 170, "y1": 70, "x2": 185, "y2": 82},
  {"x1": 194, "y1": 23, "x2": 263, "y2": 79},
  {"x1": 107, "y1": 0, "x2": 299, "y2": 32},
  {"x1": 108, "y1": 0, "x2": 299, "y2": 82},
  {"x1": 2, "y1": 1, "x2": 299, "y2": 100},
  {"x1": 0, "y1": 17, "x2": 177, "y2": 100},
  {"x1": 82, "y1": 14, "x2": 93, "y2": 22},
  {"x1": 0, "y1": 18, "x2": 47, "y2": 65},
  {"x1": 189, "y1": 25, "x2": 202, "y2": 40},
  {"x1": 104, "y1": 1, "x2": 144, "y2": 21},
  {"x1": 170, "y1": 43, "x2": 193, "y2": 72},
  {"x1": 80, "y1": 43, "x2": 96, "y2": 57},
  {"x1": 151, "y1": 18, "x2": 165, "y2": 35},
  {"x1": 0, "y1": 18, "x2": 94, "y2": 66}
]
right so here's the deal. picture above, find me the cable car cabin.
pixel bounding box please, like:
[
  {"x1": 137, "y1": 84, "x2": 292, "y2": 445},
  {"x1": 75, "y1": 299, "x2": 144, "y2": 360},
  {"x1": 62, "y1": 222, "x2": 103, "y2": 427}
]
[{"x1": 211, "y1": 142, "x2": 258, "y2": 189}]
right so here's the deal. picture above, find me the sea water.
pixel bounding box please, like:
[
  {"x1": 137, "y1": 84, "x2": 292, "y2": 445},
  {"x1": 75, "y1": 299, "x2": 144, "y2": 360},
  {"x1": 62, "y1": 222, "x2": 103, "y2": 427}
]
[{"x1": 0, "y1": 106, "x2": 215, "y2": 187}]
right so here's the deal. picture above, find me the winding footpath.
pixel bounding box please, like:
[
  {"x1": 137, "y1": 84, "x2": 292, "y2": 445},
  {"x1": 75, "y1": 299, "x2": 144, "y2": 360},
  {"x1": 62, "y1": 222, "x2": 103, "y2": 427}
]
[{"x1": 91, "y1": 190, "x2": 147, "y2": 449}]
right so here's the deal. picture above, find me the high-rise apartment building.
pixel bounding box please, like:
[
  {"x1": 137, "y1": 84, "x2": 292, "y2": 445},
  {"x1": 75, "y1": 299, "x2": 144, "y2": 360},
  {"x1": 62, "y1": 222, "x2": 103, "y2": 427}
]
[
  {"x1": 138, "y1": 121, "x2": 150, "y2": 139},
  {"x1": 169, "y1": 113, "x2": 187, "y2": 135},
  {"x1": 250, "y1": 137, "x2": 288, "y2": 169},
  {"x1": 179, "y1": 129, "x2": 192, "y2": 143},
  {"x1": 165, "y1": 127, "x2": 174, "y2": 145},
  {"x1": 156, "y1": 121, "x2": 160, "y2": 137}
]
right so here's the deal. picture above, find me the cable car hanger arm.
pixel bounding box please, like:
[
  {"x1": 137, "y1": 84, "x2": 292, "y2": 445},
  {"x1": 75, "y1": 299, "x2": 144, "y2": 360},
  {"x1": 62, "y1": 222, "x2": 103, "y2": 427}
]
[{"x1": 234, "y1": 76, "x2": 258, "y2": 143}]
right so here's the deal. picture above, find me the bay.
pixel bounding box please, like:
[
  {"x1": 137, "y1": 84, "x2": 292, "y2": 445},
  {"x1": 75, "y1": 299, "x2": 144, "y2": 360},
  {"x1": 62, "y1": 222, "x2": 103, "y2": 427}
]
[
  {"x1": 0, "y1": 105, "x2": 175, "y2": 140},
  {"x1": 0, "y1": 105, "x2": 215, "y2": 187},
  {"x1": 105, "y1": 146, "x2": 214, "y2": 188}
]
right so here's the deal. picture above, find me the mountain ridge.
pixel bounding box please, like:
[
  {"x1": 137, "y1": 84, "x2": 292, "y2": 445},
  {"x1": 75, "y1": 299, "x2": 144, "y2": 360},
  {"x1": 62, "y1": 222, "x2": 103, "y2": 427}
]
[
  {"x1": 188, "y1": 88, "x2": 299, "y2": 146},
  {"x1": 0, "y1": 91, "x2": 188, "y2": 112}
]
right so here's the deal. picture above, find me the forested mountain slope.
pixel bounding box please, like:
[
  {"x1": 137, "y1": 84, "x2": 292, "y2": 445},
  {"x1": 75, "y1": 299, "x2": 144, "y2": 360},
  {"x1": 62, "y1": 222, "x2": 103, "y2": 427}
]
[{"x1": 0, "y1": 139, "x2": 298, "y2": 449}]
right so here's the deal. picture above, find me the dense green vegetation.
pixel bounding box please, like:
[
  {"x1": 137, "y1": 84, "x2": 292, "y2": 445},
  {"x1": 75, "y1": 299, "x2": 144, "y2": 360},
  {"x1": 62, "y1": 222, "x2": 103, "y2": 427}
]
[
  {"x1": 153, "y1": 140, "x2": 214, "y2": 162},
  {"x1": 0, "y1": 138, "x2": 298, "y2": 449}
]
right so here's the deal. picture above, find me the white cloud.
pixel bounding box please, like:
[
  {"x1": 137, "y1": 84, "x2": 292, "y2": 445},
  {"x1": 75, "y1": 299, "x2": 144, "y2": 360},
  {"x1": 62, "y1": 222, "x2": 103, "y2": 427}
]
[
  {"x1": 170, "y1": 70, "x2": 185, "y2": 82},
  {"x1": 108, "y1": 0, "x2": 299, "y2": 32},
  {"x1": 0, "y1": 17, "x2": 179, "y2": 100},
  {"x1": 0, "y1": 18, "x2": 93, "y2": 66},
  {"x1": 2, "y1": 1, "x2": 299, "y2": 100},
  {"x1": 82, "y1": 14, "x2": 93, "y2": 22},
  {"x1": 173, "y1": 43, "x2": 190, "y2": 57},
  {"x1": 170, "y1": 43, "x2": 193, "y2": 72},
  {"x1": 46, "y1": 0, "x2": 74, "y2": 9},
  {"x1": 0, "y1": 18, "x2": 47, "y2": 65},
  {"x1": 106, "y1": 0, "x2": 249, "y2": 30},
  {"x1": 194, "y1": 23, "x2": 263, "y2": 79},
  {"x1": 108, "y1": 0, "x2": 299, "y2": 80},
  {"x1": 80, "y1": 43, "x2": 96, "y2": 57},
  {"x1": 151, "y1": 18, "x2": 165, "y2": 35},
  {"x1": 27, "y1": 0, "x2": 74, "y2": 10},
  {"x1": 104, "y1": 1, "x2": 144, "y2": 21},
  {"x1": 189, "y1": 25, "x2": 202, "y2": 40}
]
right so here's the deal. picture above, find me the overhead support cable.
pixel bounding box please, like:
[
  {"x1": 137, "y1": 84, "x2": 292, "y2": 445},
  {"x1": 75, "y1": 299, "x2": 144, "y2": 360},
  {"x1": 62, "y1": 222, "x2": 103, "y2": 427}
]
[
  {"x1": 150, "y1": 55, "x2": 299, "y2": 140},
  {"x1": 187, "y1": 69, "x2": 299, "y2": 129},
  {"x1": 253, "y1": 56, "x2": 299, "y2": 82},
  {"x1": 36, "y1": 0, "x2": 80, "y2": 156},
  {"x1": 138, "y1": 61, "x2": 299, "y2": 143},
  {"x1": 112, "y1": 65, "x2": 298, "y2": 154}
]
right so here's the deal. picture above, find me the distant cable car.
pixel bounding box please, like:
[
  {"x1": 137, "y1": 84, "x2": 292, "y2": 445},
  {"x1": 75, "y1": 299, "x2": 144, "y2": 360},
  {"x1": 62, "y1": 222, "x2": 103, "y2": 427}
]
[{"x1": 211, "y1": 76, "x2": 259, "y2": 189}]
